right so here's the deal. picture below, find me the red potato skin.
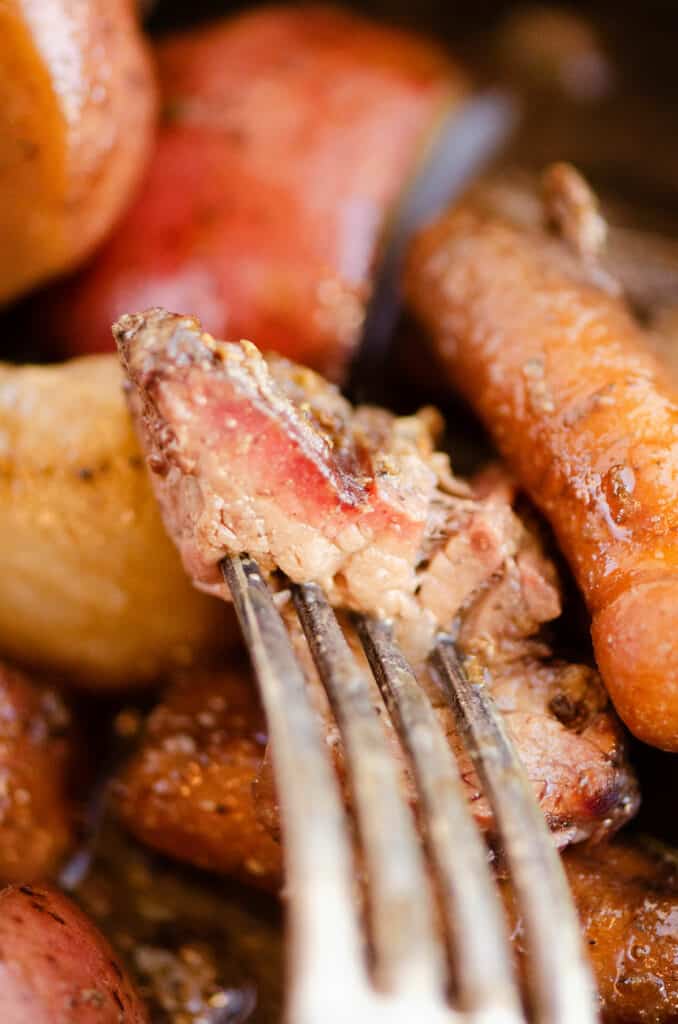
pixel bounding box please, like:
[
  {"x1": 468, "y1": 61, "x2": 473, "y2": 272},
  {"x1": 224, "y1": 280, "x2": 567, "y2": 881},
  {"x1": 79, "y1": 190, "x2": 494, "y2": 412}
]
[
  {"x1": 0, "y1": 884, "x2": 148, "y2": 1023},
  {"x1": 45, "y1": 5, "x2": 465, "y2": 380},
  {"x1": 405, "y1": 203, "x2": 678, "y2": 750}
]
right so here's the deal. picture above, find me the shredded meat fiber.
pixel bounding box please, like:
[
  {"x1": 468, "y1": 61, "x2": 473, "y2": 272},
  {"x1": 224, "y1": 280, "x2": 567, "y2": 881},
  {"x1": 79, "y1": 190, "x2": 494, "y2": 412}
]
[
  {"x1": 115, "y1": 308, "x2": 561, "y2": 663},
  {"x1": 115, "y1": 308, "x2": 639, "y2": 847}
]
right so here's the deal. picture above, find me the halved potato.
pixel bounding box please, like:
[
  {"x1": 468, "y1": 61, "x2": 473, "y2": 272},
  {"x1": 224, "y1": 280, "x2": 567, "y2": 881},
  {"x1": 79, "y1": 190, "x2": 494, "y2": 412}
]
[
  {"x1": 0, "y1": 354, "x2": 235, "y2": 689},
  {"x1": 0, "y1": 0, "x2": 156, "y2": 304}
]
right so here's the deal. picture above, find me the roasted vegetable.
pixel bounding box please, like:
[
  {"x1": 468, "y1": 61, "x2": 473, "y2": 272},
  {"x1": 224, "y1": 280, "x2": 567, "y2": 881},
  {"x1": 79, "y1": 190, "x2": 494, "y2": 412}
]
[
  {"x1": 498, "y1": 838, "x2": 678, "y2": 1023},
  {"x1": 74, "y1": 819, "x2": 283, "y2": 1024},
  {"x1": 406, "y1": 167, "x2": 678, "y2": 750},
  {"x1": 114, "y1": 663, "x2": 281, "y2": 889},
  {"x1": 44, "y1": 5, "x2": 465, "y2": 380},
  {"x1": 116, "y1": 659, "x2": 674, "y2": 1022},
  {"x1": 0, "y1": 662, "x2": 76, "y2": 882},
  {"x1": 0, "y1": 355, "x2": 236, "y2": 689},
  {"x1": 0, "y1": 0, "x2": 156, "y2": 305},
  {"x1": 559, "y1": 840, "x2": 678, "y2": 1023},
  {"x1": 0, "y1": 883, "x2": 148, "y2": 1022},
  {"x1": 115, "y1": 645, "x2": 637, "y2": 886}
]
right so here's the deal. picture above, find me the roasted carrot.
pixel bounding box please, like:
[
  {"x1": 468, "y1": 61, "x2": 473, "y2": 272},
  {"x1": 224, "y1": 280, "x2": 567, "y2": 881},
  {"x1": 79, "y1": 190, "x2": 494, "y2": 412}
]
[{"x1": 405, "y1": 170, "x2": 678, "y2": 750}]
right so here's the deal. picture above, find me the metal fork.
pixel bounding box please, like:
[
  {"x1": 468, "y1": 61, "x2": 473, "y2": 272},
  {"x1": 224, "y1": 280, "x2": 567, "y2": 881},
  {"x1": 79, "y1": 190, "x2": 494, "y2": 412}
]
[{"x1": 222, "y1": 554, "x2": 598, "y2": 1024}]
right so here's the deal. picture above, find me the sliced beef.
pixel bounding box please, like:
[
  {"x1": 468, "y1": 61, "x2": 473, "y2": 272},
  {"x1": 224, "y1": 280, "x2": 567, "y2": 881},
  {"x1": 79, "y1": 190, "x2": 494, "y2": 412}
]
[
  {"x1": 115, "y1": 308, "x2": 560, "y2": 662},
  {"x1": 274, "y1": 607, "x2": 638, "y2": 847},
  {"x1": 116, "y1": 309, "x2": 435, "y2": 615},
  {"x1": 116, "y1": 635, "x2": 638, "y2": 888},
  {"x1": 115, "y1": 307, "x2": 638, "y2": 852}
]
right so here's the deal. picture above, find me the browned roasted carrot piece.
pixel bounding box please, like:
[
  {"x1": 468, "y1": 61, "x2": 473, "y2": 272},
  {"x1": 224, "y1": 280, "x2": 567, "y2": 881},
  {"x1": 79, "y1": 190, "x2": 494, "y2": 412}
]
[
  {"x1": 405, "y1": 171, "x2": 678, "y2": 750},
  {"x1": 115, "y1": 644, "x2": 637, "y2": 884},
  {"x1": 0, "y1": 662, "x2": 76, "y2": 883}
]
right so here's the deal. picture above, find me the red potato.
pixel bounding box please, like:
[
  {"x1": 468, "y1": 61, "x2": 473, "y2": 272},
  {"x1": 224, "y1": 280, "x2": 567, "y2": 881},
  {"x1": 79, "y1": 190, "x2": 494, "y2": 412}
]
[
  {"x1": 0, "y1": 884, "x2": 148, "y2": 1023},
  {"x1": 0, "y1": 0, "x2": 156, "y2": 305},
  {"x1": 405, "y1": 171, "x2": 678, "y2": 750},
  {"x1": 44, "y1": 5, "x2": 466, "y2": 380}
]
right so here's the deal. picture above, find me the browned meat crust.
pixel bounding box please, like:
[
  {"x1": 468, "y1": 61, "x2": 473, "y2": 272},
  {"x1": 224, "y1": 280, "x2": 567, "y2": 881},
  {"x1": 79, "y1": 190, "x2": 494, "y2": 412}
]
[
  {"x1": 280, "y1": 606, "x2": 637, "y2": 846},
  {"x1": 116, "y1": 646, "x2": 637, "y2": 884},
  {"x1": 0, "y1": 663, "x2": 76, "y2": 882},
  {"x1": 115, "y1": 308, "x2": 564, "y2": 663},
  {"x1": 116, "y1": 666, "x2": 673, "y2": 1022}
]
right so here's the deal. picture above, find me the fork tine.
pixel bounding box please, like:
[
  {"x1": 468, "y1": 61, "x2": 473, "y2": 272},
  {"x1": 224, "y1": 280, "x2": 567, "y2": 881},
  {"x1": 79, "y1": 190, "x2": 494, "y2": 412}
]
[
  {"x1": 221, "y1": 556, "x2": 369, "y2": 1015},
  {"x1": 358, "y1": 616, "x2": 523, "y2": 1022},
  {"x1": 433, "y1": 639, "x2": 598, "y2": 1024},
  {"x1": 293, "y1": 582, "x2": 447, "y2": 1000}
]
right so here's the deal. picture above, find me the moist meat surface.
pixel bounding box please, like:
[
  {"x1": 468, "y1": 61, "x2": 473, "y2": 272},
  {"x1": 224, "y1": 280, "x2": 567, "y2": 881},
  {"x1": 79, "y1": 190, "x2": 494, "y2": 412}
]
[
  {"x1": 115, "y1": 308, "x2": 565, "y2": 662},
  {"x1": 116, "y1": 643, "x2": 638, "y2": 883},
  {"x1": 115, "y1": 306, "x2": 638, "y2": 849},
  {"x1": 279, "y1": 606, "x2": 638, "y2": 846}
]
